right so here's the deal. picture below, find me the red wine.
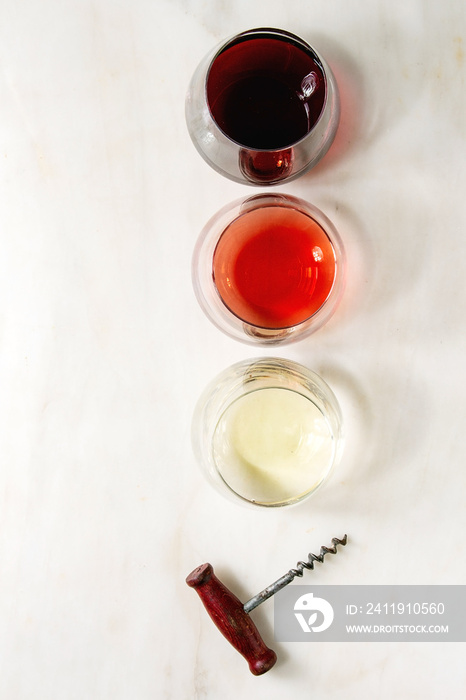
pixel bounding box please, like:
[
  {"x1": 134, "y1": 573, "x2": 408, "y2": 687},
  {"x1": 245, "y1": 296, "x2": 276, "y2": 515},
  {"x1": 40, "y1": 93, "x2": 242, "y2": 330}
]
[
  {"x1": 212, "y1": 205, "x2": 337, "y2": 329},
  {"x1": 207, "y1": 32, "x2": 326, "y2": 150}
]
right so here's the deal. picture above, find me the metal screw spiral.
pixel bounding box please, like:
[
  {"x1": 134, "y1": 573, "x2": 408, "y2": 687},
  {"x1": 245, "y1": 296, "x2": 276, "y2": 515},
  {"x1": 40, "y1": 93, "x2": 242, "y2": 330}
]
[
  {"x1": 243, "y1": 535, "x2": 348, "y2": 614},
  {"x1": 288, "y1": 534, "x2": 348, "y2": 580}
]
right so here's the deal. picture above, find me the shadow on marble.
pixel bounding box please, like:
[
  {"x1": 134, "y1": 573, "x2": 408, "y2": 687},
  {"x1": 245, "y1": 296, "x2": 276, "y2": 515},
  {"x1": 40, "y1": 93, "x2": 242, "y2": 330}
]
[
  {"x1": 304, "y1": 36, "x2": 366, "y2": 175},
  {"x1": 287, "y1": 358, "x2": 432, "y2": 519},
  {"x1": 303, "y1": 19, "x2": 429, "y2": 172},
  {"x1": 295, "y1": 185, "x2": 435, "y2": 332}
]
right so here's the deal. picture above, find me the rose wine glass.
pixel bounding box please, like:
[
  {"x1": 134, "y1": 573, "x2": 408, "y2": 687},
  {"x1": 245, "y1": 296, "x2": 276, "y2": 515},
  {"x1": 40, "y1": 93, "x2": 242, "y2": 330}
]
[
  {"x1": 186, "y1": 27, "x2": 340, "y2": 186},
  {"x1": 192, "y1": 193, "x2": 345, "y2": 345}
]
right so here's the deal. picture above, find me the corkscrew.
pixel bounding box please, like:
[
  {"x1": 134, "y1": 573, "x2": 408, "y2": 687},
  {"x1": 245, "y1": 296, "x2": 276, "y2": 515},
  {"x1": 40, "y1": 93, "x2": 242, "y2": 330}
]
[{"x1": 186, "y1": 534, "x2": 347, "y2": 676}]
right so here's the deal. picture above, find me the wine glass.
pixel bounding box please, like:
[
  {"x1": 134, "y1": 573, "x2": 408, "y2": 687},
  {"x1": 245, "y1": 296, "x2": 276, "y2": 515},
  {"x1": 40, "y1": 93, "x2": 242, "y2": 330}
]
[
  {"x1": 185, "y1": 27, "x2": 340, "y2": 186},
  {"x1": 191, "y1": 357, "x2": 344, "y2": 508},
  {"x1": 192, "y1": 193, "x2": 345, "y2": 346}
]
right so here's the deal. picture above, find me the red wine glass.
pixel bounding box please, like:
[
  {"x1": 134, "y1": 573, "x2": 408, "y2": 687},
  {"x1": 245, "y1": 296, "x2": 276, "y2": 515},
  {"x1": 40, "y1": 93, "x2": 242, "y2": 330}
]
[{"x1": 186, "y1": 28, "x2": 340, "y2": 185}]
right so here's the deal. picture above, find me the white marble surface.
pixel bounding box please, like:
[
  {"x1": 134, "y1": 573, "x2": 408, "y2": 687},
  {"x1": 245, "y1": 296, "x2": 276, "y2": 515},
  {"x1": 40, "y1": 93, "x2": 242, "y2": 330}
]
[{"x1": 1, "y1": 1, "x2": 465, "y2": 698}]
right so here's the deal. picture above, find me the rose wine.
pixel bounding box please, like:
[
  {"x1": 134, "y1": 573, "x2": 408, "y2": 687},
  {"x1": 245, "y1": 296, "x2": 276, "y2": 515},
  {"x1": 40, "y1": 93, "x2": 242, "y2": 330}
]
[
  {"x1": 206, "y1": 31, "x2": 326, "y2": 150},
  {"x1": 212, "y1": 204, "x2": 337, "y2": 330},
  {"x1": 212, "y1": 387, "x2": 334, "y2": 505}
]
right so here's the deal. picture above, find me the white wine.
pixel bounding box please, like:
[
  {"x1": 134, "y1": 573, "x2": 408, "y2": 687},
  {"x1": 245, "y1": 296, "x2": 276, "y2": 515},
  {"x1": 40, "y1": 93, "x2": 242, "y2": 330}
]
[{"x1": 212, "y1": 387, "x2": 335, "y2": 505}]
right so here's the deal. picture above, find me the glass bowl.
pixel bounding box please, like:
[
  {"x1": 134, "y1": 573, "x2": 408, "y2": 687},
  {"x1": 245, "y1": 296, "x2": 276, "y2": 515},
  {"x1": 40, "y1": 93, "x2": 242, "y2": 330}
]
[
  {"x1": 192, "y1": 193, "x2": 345, "y2": 346},
  {"x1": 186, "y1": 27, "x2": 340, "y2": 185},
  {"x1": 192, "y1": 357, "x2": 344, "y2": 508}
]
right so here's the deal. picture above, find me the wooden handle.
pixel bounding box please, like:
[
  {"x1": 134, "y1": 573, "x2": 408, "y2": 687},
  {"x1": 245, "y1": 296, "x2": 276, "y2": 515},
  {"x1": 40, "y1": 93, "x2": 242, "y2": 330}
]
[{"x1": 186, "y1": 563, "x2": 277, "y2": 676}]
